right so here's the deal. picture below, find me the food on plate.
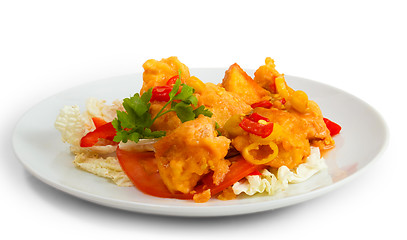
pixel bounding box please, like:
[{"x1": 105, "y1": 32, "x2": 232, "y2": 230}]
[{"x1": 55, "y1": 57, "x2": 341, "y2": 203}]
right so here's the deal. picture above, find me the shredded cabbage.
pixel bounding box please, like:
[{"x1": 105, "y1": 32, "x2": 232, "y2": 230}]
[
  {"x1": 54, "y1": 98, "x2": 123, "y2": 146},
  {"x1": 74, "y1": 153, "x2": 133, "y2": 187},
  {"x1": 54, "y1": 105, "x2": 90, "y2": 146},
  {"x1": 84, "y1": 98, "x2": 124, "y2": 123},
  {"x1": 232, "y1": 147, "x2": 327, "y2": 196}
]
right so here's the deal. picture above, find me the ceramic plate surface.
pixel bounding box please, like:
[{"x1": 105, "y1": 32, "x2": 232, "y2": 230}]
[{"x1": 12, "y1": 69, "x2": 388, "y2": 217}]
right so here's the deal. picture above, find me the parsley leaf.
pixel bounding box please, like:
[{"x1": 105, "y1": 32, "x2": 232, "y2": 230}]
[
  {"x1": 112, "y1": 90, "x2": 164, "y2": 143},
  {"x1": 193, "y1": 105, "x2": 213, "y2": 118},
  {"x1": 112, "y1": 73, "x2": 213, "y2": 143},
  {"x1": 173, "y1": 101, "x2": 195, "y2": 123}
]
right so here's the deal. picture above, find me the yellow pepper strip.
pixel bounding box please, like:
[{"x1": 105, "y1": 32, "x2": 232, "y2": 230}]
[
  {"x1": 249, "y1": 123, "x2": 283, "y2": 144},
  {"x1": 242, "y1": 141, "x2": 279, "y2": 165},
  {"x1": 275, "y1": 75, "x2": 290, "y2": 99},
  {"x1": 223, "y1": 114, "x2": 245, "y2": 138}
]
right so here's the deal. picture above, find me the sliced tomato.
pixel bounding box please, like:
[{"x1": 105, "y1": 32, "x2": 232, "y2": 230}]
[
  {"x1": 116, "y1": 147, "x2": 192, "y2": 199},
  {"x1": 117, "y1": 148, "x2": 260, "y2": 200},
  {"x1": 247, "y1": 169, "x2": 262, "y2": 176},
  {"x1": 195, "y1": 155, "x2": 259, "y2": 196}
]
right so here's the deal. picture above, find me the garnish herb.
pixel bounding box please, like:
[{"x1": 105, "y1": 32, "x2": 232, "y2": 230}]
[{"x1": 112, "y1": 75, "x2": 212, "y2": 143}]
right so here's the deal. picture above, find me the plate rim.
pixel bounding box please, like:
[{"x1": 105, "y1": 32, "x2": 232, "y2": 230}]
[{"x1": 12, "y1": 70, "x2": 389, "y2": 217}]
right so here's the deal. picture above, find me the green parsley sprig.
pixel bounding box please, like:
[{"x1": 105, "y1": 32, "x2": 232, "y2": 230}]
[{"x1": 112, "y1": 77, "x2": 212, "y2": 143}]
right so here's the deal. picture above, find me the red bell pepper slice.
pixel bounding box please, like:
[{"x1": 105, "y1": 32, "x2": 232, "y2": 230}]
[
  {"x1": 80, "y1": 122, "x2": 117, "y2": 147},
  {"x1": 239, "y1": 114, "x2": 274, "y2": 138},
  {"x1": 92, "y1": 117, "x2": 108, "y2": 128},
  {"x1": 323, "y1": 118, "x2": 341, "y2": 136},
  {"x1": 251, "y1": 100, "x2": 273, "y2": 109}
]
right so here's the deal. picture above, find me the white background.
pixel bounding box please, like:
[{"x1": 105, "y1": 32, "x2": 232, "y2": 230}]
[{"x1": 1, "y1": 0, "x2": 405, "y2": 239}]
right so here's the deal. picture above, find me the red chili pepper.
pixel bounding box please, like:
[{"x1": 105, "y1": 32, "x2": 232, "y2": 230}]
[
  {"x1": 150, "y1": 85, "x2": 173, "y2": 102},
  {"x1": 280, "y1": 98, "x2": 286, "y2": 105},
  {"x1": 251, "y1": 100, "x2": 273, "y2": 109},
  {"x1": 166, "y1": 75, "x2": 179, "y2": 86},
  {"x1": 269, "y1": 82, "x2": 277, "y2": 93},
  {"x1": 323, "y1": 118, "x2": 341, "y2": 136},
  {"x1": 247, "y1": 113, "x2": 270, "y2": 122},
  {"x1": 239, "y1": 115, "x2": 274, "y2": 138},
  {"x1": 80, "y1": 122, "x2": 117, "y2": 147}
]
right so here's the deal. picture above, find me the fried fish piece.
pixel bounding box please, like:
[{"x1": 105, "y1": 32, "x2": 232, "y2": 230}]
[
  {"x1": 141, "y1": 56, "x2": 190, "y2": 94},
  {"x1": 154, "y1": 115, "x2": 231, "y2": 194},
  {"x1": 222, "y1": 63, "x2": 270, "y2": 105},
  {"x1": 197, "y1": 82, "x2": 251, "y2": 129}
]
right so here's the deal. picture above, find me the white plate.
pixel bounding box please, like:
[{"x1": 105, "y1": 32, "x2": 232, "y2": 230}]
[{"x1": 12, "y1": 69, "x2": 388, "y2": 217}]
